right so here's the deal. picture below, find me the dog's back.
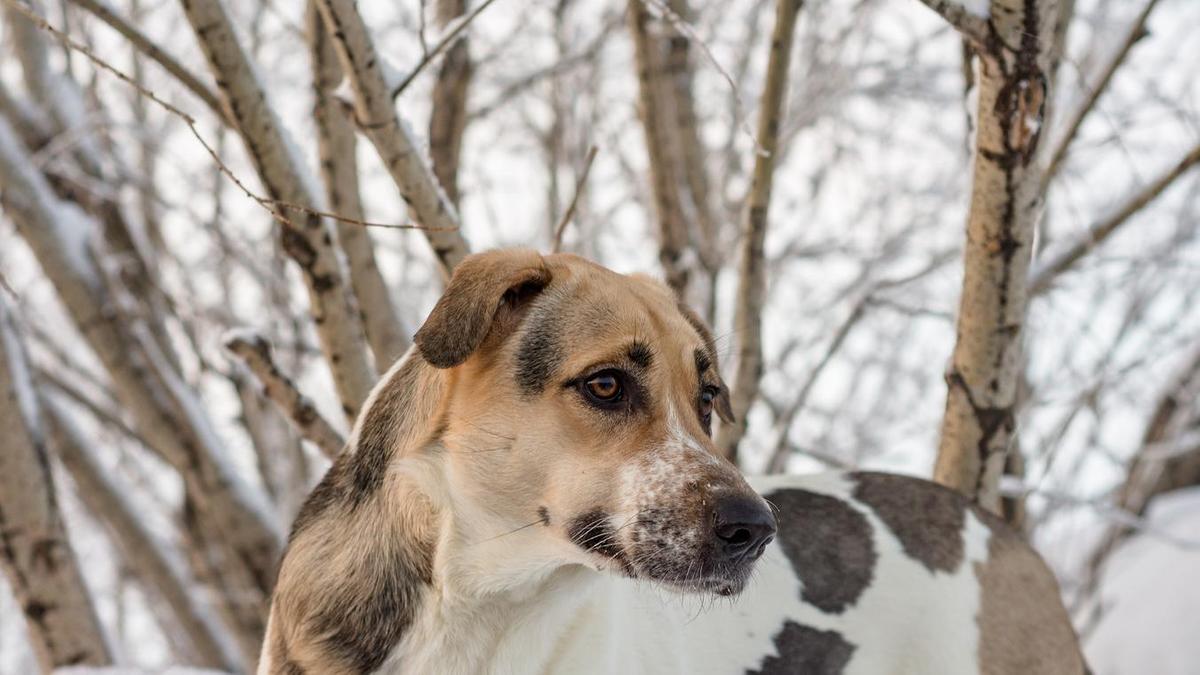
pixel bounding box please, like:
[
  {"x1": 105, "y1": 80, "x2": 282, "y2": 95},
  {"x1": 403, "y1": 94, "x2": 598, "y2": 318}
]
[{"x1": 533, "y1": 472, "x2": 1085, "y2": 675}]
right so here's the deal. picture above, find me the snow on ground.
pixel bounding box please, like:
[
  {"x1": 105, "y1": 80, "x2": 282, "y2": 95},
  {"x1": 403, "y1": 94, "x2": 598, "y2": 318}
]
[{"x1": 1084, "y1": 488, "x2": 1200, "y2": 675}]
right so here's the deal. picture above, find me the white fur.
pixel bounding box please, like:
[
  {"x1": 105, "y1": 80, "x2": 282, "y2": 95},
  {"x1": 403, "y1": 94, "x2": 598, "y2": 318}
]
[{"x1": 369, "y1": 471, "x2": 992, "y2": 674}]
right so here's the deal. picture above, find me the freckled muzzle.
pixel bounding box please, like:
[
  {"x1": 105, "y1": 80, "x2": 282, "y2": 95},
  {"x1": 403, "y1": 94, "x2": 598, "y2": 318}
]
[{"x1": 597, "y1": 452, "x2": 779, "y2": 596}]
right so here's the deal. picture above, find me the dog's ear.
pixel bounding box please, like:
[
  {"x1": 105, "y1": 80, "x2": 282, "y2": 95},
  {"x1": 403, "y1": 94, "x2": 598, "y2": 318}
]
[
  {"x1": 415, "y1": 249, "x2": 552, "y2": 368},
  {"x1": 715, "y1": 383, "x2": 735, "y2": 424}
]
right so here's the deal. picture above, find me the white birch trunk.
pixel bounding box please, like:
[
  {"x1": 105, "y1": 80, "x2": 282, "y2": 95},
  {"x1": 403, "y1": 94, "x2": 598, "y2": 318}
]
[
  {"x1": 178, "y1": 0, "x2": 377, "y2": 419},
  {"x1": 314, "y1": 0, "x2": 472, "y2": 277},
  {"x1": 933, "y1": 0, "x2": 1058, "y2": 512},
  {"x1": 308, "y1": 0, "x2": 410, "y2": 368},
  {"x1": 0, "y1": 298, "x2": 110, "y2": 672}
]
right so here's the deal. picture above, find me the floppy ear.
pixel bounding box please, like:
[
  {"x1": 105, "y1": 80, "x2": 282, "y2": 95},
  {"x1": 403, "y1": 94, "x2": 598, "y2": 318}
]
[
  {"x1": 414, "y1": 249, "x2": 552, "y2": 368},
  {"x1": 715, "y1": 383, "x2": 735, "y2": 424}
]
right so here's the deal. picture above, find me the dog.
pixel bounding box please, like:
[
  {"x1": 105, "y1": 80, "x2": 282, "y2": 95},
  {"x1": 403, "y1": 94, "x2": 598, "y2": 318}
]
[{"x1": 260, "y1": 249, "x2": 1086, "y2": 674}]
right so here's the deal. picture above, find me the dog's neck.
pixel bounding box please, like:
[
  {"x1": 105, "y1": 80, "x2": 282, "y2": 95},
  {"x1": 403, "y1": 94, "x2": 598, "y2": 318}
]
[{"x1": 375, "y1": 450, "x2": 601, "y2": 674}]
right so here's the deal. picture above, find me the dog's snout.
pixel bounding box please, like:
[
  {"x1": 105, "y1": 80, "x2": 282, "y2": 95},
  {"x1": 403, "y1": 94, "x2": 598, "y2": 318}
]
[{"x1": 712, "y1": 496, "x2": 776, "y2": 561}]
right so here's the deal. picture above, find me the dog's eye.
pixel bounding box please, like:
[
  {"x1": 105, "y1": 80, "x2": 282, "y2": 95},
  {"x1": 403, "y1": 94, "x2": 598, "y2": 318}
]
[
  {"x1": 583, "y1": 371, "x2": 624, "y2": 404},
  {"x1": 699, "y1": 387, "x2": 717, "y2": 422}
]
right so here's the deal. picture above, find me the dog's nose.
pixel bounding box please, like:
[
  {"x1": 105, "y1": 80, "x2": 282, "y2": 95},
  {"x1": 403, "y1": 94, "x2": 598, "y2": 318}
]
[{"x1": 712, "y1": 496, "x2": 776, "y2": 561}]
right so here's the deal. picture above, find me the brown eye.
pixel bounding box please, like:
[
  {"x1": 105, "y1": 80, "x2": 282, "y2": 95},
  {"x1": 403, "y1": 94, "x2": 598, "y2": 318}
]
[{"x1": 583, "y1": 372, "x2": 623, "y2": 403}]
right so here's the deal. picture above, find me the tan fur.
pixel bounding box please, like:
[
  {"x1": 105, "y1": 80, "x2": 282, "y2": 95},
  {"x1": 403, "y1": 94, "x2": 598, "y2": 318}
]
[
  {"x1": 262, "y1": 250, "x2": 758, "y2": 673},
  {"x1": 975, "y1": 524, "x2": 1087, "y2": 675}
]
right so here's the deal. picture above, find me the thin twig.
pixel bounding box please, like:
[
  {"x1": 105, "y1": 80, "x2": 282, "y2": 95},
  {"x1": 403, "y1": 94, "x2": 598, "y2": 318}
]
[
  {"x1": 1042, "y1": 0, "x2": 1162, "y2": 192},
  {"x1": 641, "y1": 0, "x2": 767, "y2": 156},
  {"x1": 5, "y1": 0, "x2": 446, "y2": 233},
  {"x1": 390, "y1": 0, "x2": 503, "y2": 99},
  {"x1": 552, "y1": 145, "x2": 598, "y2": 253}
]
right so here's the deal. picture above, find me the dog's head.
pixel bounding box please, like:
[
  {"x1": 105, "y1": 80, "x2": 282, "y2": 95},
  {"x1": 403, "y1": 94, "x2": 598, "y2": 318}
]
[{"x1": 411, "y1": 249, "x2": 775, "y2": 596}]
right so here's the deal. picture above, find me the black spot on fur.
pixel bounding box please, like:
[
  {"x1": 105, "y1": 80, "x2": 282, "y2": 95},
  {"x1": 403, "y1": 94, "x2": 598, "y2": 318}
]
[
  {"x1": 308, "y1": 541, "x2": 431, "y2": 674},
  {"x1": 515, "y1": 300, "x2": 563, "y2": 394},
  {"x1": 538, "y1": 506, "x2": 550, "y2": 526},
  {"x1": 747, "y1": 621, "x2": 855, "y2": 674},
  {"x1": 767, "y1": 488, "x2": 876, "y2": 614},
  {"x1": 567, "y1": 510, "x2": 626, "y2": 567},
  {"x1": 627, "y1": 341, "x2": 654, "y2": 369},
  {"x1": 350, "y1": 356, "x2": 423, "y2": 502},
  {"x1": 851, "y1": 471, "x2": 967, "y2": 574}
]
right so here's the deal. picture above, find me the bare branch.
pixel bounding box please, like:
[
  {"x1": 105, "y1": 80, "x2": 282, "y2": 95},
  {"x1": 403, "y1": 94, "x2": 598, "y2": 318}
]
[
  {"x1": 226, "y1": 332, "x2": 346, "y2": 459},
  {"x1": 552, "y1": 145, "x2": 599, "y2": 253},
  {"x1": 65, "y1": 0, "x2": 228, "y2": 124},
  {"x1": 428, "y1": 0, "x2": 474, "y2": 207},
  {"x1": 1030, "y1": 141, "x2": 1200, "y2": 295},
  {"x1": 42, "y1": 395, "x2": 242, "y2": 672},
  {"x1": 1042, "y1": 0, "x2": 1162, "y2": 191},
  {"x1": 628, "y1": 0, "x2": 696, "y2": 297},
  {"x1": 715, "y1": 0, "x2": 803, "y2": 464},
  {"x1": 308, "y1": 0, "x2": 410, "y2": 367},
  {"x1": 178, "y1": 0, "x2": 376, "y2": 418},
  {"x1": 315, "y1": 0, "x2": 472, "y2": 277}
]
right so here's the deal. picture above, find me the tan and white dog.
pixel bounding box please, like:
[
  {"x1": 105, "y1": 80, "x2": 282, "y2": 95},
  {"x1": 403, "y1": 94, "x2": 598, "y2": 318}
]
[{"x1": 260, "y1": 250, "x2": 1086, "y2": 674}]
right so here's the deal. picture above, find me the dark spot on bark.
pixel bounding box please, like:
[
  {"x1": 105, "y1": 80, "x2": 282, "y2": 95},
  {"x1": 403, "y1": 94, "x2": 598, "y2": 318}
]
[
  {"x1": 765, "y1": 488, "x2": 876, "y2": 614},
  {"x1": 746, "y1": 621, "x2": 855, "y2": 674},
  {"x1": 851, "y1": 472, "x2": 967, "y2": 574}
]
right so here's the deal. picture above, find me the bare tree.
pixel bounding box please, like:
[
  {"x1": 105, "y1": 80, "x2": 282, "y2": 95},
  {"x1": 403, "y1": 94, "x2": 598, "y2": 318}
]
[
  {"x1": 0, "y1": 297, "x2": 109, "y2": 671},
  {"x1": 920, "y1": 0, "x2": 1059, "y2": 513},
  {"x1": 716, "y1": 0, "x2": 803, "y2": 464}
]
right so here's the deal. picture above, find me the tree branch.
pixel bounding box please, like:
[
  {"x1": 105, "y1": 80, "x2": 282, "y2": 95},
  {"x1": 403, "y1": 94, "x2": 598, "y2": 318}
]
[
  {"x1": 0, "y1": 296, "x2": 110, "y2": 670},
  {"x1": 1029, "y1": 141, "x2": 1200, "y2": 295},
  {"x1": 913, "y1": 0, "x2": 992, "y2": 46},
  {"x1": 715, "y1": 0, "x2": 803, "y2": 464},
  {"x1": 226, "y1": 332, "x2": 346, "y2": 459},
  {"x1": 314, "y1": 0, "x2": 472, "y2": 277},
  {"x1": 1042, "y1": 0, "x2": 1161, "y2": 191}
]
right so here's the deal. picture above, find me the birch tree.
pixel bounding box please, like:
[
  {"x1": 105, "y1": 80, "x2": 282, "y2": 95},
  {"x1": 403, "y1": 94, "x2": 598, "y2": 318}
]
[{"x1": 920, "y1": 0, "x2": 1059, "y2": 513}]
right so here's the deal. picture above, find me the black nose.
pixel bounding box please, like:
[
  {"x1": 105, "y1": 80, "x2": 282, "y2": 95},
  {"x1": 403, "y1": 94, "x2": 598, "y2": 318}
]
[{"x1": 712, "y1": 496, "x2": 777, "y2": 562}]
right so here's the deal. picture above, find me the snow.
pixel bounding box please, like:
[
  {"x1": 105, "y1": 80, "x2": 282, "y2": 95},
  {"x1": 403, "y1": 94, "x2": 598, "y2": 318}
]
[
  {"x1": 960, "y1": 0, "x2": 990, "y2": 19},
  {"x1": 1084, "y1": 488, "x2": 1200, "y2": 675}
]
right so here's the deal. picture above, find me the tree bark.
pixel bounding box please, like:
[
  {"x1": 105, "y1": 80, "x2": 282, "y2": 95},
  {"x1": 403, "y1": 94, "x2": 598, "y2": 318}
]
[
  {"x1": 41, "y1": 396, "x2": 243, "y2": 672},
  {"x1": 308, "y1": 0, "x2": 410, "y2": 368},
  {"x1": 933, "y1": 0, "x2": 1058, "y2": 513},
  {"x1": 0, "y1": 298, "x2": 110, "y2": 672},
  {"x1": 429, "y1": 0, "x2": 473, "y2": 207},
  {"x1": 178, "y1": 0, "x2": 377, "y2": 420},
  {"x1": 314, "y1": 0, "x2": 472, "y2": 277},
  {"x1": 628, "y1": 0, "x2": 695, "y2": 299},
  {"x1": 0, "y1": 116, "x2": 280, "y2": 636},
  {"x1": 715, "y1": 0, "x2": 803, "y2": 465}
]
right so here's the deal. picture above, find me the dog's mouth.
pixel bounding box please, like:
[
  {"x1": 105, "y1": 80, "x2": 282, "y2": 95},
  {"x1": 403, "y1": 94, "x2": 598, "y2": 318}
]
[{"x1": 567, "y1": 509, "x2": 760, "y2": 597}]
